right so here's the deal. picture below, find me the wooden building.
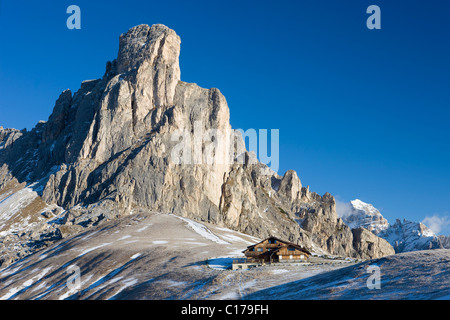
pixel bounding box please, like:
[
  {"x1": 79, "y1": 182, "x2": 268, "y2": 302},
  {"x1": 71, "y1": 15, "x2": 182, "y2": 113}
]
[{"x1": 243, "y1": 236, "x2": 310, "y2": 264}]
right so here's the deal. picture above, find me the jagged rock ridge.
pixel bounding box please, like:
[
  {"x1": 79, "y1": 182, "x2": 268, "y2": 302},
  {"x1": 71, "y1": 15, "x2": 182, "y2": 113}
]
[
  {"x1": 378, "y1": 219, "x2": 443, "y2": 253},
  {"x1": 0, "y1": 24, "x2": 395, "y2": 266}
]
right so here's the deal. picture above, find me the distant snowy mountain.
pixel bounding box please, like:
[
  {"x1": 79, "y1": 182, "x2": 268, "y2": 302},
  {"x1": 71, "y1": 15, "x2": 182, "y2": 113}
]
[
  {"x1": 379, "y1": 219, "x2": 442, "y2": 253},
  {"x1": 338, "y1": 199, "x2": 389, "y2": 234},
  {"x1": 338, "y1": 199, "x2": 443, "y2": 253}
]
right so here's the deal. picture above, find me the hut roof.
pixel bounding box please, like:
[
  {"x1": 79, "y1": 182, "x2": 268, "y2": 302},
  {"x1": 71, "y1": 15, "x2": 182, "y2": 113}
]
[{"x1": 243, "y1": 236, "x2": 311, "y2": 255}]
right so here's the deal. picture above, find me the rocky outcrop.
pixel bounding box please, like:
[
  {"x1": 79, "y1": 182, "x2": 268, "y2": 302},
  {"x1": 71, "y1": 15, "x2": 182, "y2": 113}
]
[
  {"x1": 0, "y1": 127, "x2": 24, "y2": 151},
  {"x1": 0, "y1": 24, "x2": 394, "y2": 266},
  {"x1": 352, "y1": 227, "x2": 395, "y2": 258},
  {"x1": 438, "y1": 235, "x2": 450, "y2": 249}
]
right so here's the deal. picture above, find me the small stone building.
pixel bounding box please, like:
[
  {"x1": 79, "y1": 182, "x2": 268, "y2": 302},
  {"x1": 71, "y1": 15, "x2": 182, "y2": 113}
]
[{"x1": 243, "y1": 236, "x2": 310, "y2": 264}]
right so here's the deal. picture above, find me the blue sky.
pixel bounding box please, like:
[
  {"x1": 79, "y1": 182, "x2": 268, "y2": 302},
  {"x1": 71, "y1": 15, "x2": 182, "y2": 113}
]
[{"x1": 0, "y1": 0, "x2": 449, "y2": 234}]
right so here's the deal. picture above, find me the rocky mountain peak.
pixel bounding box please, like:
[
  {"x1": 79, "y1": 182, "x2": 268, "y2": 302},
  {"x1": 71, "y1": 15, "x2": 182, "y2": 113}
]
[
  {"x1": 338, "y1": 199, "x2": 389, "y2": 234},
  {"x1": 117, "y1": 24, "x2": 181, "y2": 75}
]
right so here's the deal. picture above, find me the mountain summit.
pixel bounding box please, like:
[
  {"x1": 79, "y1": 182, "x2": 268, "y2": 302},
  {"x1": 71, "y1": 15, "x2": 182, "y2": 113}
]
[
  {"x1": 0, "y1": 24, "x2": 394, "y2": 266},
  {"x1": 338, "y1": 199, "x2": 389, "y2": 234}
]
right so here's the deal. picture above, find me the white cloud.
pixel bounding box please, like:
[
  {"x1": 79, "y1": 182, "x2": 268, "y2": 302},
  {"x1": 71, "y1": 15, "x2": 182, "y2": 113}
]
[
  {"x1": 422, "y1": 214, "x2": 450, "y2": 235},
  {"x1": 335, "y1": 198, "x2": 353, "y2": 218}
]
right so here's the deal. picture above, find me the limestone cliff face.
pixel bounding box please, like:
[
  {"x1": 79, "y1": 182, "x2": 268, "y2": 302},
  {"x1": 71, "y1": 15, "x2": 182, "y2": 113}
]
[{"x1": 0, "y1": 24, "x2": 394, "y2": 261}]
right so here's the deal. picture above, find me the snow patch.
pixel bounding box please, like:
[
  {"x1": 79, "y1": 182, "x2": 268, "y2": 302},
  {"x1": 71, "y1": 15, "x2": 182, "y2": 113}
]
[
  {"x1": 77, "y1": 243, "x2": 111, "y2": 257},
  {"x1": 152, "y1": 240, "x2": 168, "y2": 245},
  {"x1": 172, "y1": 215, "x2": 229, "y2": 245}
]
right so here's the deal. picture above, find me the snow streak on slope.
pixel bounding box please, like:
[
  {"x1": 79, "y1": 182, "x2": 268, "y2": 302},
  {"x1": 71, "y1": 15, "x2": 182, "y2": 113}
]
[{"x1": 172, "y1": 215, "x2": 231, "y2": 245}]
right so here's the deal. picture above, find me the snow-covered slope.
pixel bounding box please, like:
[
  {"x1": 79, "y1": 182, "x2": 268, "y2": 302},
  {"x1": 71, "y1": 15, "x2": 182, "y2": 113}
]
[
  {"x1": 2, "y1": 207, "x2": 448, "y2": 300},
  {"x1": 0, "y1": 178, "x2": 66, "y2": 266},
  {"x1": 338, "y1": 199, "x2": 443, "y2": 253},
  {"x1": 0, "y1": 182, "x2": 61, "y2": 237},
  {"x1": 0, "y1": 212, "x2": 349, "y2": 300},
  {"x1": 0, "y1": 212, "x2": 261, "y2": 300},
  {"x1": 244, "y1": 249, "x2": 450, "y2": 300}
]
